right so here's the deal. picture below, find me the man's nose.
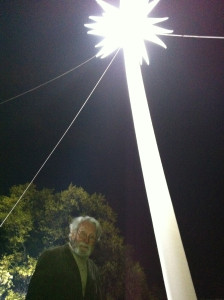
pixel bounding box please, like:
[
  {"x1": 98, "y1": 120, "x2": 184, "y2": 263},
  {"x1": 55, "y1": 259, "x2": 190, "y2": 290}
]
[{"x1": 83, "y1": 236, "x2": 89, "y2": 243}]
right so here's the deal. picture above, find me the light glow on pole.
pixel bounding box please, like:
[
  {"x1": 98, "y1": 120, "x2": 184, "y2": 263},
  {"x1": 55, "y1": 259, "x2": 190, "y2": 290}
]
[{"x1": 85, "y1": 0, "x2": 197, "y2": 299}]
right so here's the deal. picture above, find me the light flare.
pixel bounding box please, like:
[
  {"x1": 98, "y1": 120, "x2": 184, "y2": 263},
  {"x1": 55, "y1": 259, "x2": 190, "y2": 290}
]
[{"x1": 85, "y1": 0, "x2": 173, "y2": 64}]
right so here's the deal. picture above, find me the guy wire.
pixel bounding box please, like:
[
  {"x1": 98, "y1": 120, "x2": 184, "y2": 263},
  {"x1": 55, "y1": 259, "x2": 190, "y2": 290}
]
[
  {"x1": 0, "y1": 49, "x2": 120, "y2": 227},
  {"x1": 0, "y1": 55, "x2": 96, "y2": 105}
]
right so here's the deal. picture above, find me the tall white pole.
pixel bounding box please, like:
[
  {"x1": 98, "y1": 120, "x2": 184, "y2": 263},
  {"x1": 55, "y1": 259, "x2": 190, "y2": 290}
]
[
  {"x1": 123, "y1": 47, "x2": 197, "y2": 300},
  {"x1": 85, "y1": 0, "x2": 197, "y2": 297}
]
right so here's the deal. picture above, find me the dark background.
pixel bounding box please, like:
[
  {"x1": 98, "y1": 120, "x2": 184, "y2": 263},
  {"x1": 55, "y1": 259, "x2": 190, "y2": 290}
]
[{"x1": 1, "y1": 0, "x2": 224, "y2": 298}]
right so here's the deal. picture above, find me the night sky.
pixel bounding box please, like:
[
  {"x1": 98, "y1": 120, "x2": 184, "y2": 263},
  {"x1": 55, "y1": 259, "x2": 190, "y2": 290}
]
[{"x1": 1, "y1": 0, "x2": 224, "y2": 298}]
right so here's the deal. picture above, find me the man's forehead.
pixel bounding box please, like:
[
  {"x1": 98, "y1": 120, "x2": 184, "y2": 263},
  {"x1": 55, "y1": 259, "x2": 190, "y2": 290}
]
[{"x1": 79, "y1": 221, "x2": 96, "y2": 233}]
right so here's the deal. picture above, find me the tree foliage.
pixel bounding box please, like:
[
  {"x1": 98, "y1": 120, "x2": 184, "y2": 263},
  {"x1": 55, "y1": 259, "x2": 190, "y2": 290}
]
[
  {"x1": 0, "y1": 253, "x2": 36, "y2": 299},
  {"x1": 0, "y1": 183, "x2": 153, "y2": 299}
]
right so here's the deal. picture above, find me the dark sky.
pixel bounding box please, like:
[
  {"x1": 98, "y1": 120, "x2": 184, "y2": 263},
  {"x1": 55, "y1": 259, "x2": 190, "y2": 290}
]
[{"x1": 1, "y1": 0, "x2": 224, "y2": 298}]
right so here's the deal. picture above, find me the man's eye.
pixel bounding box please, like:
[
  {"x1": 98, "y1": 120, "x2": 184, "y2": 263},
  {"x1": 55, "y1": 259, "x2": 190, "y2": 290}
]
[{"x1": 78, "y1": 231, "x2": 86, "y2": 238}]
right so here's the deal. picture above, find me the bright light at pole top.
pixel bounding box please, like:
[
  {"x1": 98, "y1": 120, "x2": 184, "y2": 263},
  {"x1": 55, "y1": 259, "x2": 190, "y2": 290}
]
[{"x1": 85, "y1": 0, "x2": 173, "y2": 65}]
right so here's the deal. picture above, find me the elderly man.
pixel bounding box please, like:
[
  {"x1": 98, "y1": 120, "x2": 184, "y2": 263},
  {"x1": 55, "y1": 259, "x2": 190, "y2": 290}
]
[{"x1": 26, "y1": 216, "x2": 102, "y2": 300}]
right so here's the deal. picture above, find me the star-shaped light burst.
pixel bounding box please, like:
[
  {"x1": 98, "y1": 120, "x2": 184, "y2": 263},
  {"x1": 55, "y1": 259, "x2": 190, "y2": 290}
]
[{"x1": 85, "y1": 0, "x2": 173, "y2": 64}]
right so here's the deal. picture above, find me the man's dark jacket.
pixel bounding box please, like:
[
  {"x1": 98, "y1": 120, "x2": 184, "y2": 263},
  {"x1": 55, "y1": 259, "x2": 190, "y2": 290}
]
[{"x1": 26, "y1": 244, "x2": 102, "y2": 300}]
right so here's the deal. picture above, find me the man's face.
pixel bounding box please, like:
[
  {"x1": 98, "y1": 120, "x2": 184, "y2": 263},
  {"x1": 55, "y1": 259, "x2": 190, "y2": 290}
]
[{"x1": 71, "y1": 221, "x2": 96, "y2": 258}]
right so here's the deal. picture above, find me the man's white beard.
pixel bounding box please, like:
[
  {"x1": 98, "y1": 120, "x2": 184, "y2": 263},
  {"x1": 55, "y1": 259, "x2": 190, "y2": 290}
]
[{"x1": 72, "y1": 241, "x2": 93, "y2": 258}]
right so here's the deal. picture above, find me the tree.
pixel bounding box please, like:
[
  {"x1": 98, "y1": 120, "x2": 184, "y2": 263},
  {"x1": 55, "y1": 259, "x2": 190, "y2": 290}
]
[
  {"x1": 0, "y1": 183, "x2": 152, "y2": 299},
  {"x1": 0, "y1": 253, "x2": 36, "y2": 299}
]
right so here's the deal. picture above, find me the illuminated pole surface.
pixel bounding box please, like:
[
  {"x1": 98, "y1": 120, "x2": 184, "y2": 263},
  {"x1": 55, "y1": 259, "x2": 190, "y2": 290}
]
[
  {"x1": 86, "y1": 0, "x2": 197, "y2": 298},
  {"x1": 123, "y1": 47, "x2": 197, "y2": 300}
]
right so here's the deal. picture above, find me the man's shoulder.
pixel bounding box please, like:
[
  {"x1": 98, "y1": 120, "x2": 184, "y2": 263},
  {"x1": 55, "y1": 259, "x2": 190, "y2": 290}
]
[
  {"x1": 43, "y1": 243, "x2": 68, "y2": 254},
  {"x1": 38, "y1": 244, "x2": 70, "y2": 262}
]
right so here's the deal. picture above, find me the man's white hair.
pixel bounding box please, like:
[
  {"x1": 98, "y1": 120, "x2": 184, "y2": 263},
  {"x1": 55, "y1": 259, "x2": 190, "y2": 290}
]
[{"x1": 69, "y1": 216, "x2": 102, "y2": 242}]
